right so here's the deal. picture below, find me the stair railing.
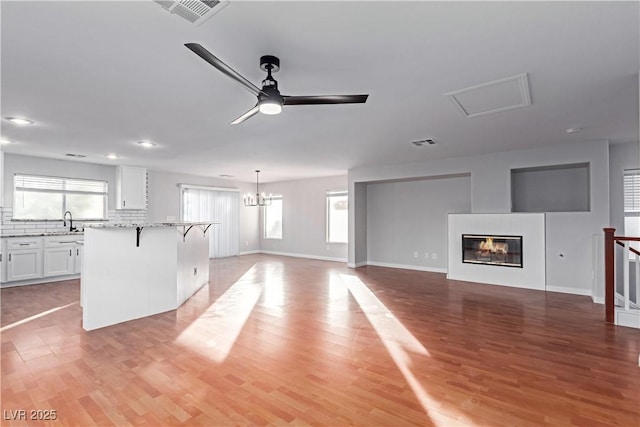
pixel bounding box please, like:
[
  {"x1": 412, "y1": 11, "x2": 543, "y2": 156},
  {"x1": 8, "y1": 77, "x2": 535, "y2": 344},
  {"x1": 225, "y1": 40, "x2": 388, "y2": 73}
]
[{"x1": 604, "y1": 228, "x2": 640, "y2": 323}]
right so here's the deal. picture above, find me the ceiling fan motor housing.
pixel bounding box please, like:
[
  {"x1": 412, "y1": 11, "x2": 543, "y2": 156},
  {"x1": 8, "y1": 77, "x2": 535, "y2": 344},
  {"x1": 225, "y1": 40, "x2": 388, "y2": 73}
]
[{"x1": 259, "y1": 86, "x2": 283, "y2": 105}]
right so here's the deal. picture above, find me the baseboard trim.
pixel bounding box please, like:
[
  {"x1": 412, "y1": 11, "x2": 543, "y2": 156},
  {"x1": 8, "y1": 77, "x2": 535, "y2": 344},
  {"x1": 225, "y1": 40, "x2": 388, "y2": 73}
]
[
  {"x1": 348, "y1": 262, "x2": 368, "y2": 268},
  {"x1": 366, "y1": 261, "x2": 447, "y2": 274},
  {"x1": 1, "y1": 274, "x2": 81, "y2": 288},
  {"x1": 545, "y1": 285, "x2": 593, "y2": 297},
  {"x1": 239, "y1": 250, "x2": 261, "y2": 255},
  {"x1": 260, "y1": 250, "x2": 347, "y2": 263}
]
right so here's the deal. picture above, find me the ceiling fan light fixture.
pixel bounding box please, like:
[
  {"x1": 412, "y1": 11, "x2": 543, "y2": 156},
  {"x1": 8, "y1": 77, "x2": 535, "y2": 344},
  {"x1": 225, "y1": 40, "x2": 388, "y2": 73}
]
[{"x1": 259, "y1": 99, "x2": 282, "y2": 115}]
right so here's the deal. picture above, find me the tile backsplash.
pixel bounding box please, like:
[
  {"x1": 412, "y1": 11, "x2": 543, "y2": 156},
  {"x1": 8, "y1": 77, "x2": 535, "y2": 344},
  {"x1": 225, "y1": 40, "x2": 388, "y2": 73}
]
[{"x1": 0, "y1": 207, "x2": 147, "y2": 236}]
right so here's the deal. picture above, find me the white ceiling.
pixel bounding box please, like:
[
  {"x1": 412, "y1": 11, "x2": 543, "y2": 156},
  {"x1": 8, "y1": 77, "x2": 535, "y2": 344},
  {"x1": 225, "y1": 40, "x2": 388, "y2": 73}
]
[{"x1": 1, "y1": 1, "x2": 638, "y2": 183}]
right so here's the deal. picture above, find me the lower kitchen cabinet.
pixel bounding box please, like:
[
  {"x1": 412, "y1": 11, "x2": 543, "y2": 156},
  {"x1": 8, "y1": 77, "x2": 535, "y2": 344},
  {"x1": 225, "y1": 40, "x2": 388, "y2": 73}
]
[
  {"x1": 1, "y1": 235, "x2": 83, "y2": 285},
  {"x1": 44, "y1": 246, "x2": 75, "y2": 277},
  {"x1": 74, "y1": 245, "x2": 83, "y2": 274},
  {"x1": 7, "y1": 249, "x2": 43, "y2": 281}
]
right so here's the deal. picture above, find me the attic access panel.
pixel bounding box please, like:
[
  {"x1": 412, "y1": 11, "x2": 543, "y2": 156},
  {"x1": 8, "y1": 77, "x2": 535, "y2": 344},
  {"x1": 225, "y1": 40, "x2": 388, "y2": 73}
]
[{"x1": 445, "y1": 73, "x2": 531, "y2": 118}]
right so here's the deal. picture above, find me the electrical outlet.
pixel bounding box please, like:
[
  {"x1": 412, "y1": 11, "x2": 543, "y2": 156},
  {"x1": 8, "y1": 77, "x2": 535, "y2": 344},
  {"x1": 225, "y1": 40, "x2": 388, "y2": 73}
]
[
  {"x1": 413, "y1": 251, "x2": 418, "y2": 258},
  {"x1": 167, "y1": 215, "x2": 176, "y2": 221},
  {"x1": 245, "y1": 241, "x2": 249, "y2": 247},
  {"x1": 432, "y1": 253, "x2": 437, "y2": 260},
  {"x1": 326, "y1": 245, "x2": 330, "y2": 251},
  {"x1": 425, "y1": 252, "x2": 429, "y2": 259}
]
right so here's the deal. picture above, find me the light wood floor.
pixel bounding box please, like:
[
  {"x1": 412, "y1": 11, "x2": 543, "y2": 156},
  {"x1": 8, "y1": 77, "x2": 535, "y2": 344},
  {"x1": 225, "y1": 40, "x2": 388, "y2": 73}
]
[{"x1": 1, "y1": 254, "x2": 639, "y2": 426}]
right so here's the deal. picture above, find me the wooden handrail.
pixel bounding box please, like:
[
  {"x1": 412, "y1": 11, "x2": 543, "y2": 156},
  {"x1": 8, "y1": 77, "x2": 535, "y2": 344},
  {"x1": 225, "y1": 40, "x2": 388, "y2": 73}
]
[
  {"x1": 615, "y1": 240, "x2": 640, "y2": 257},
  {"x1": 614, "y1": 236, "x2": 640, "y2": 242}
]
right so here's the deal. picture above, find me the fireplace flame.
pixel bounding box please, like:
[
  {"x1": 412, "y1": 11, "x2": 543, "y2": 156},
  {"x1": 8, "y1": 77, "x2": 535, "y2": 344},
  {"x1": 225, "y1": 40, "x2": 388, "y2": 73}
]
[{"x1": 478, "y1": 237, "x2": 508, "y2": 255}]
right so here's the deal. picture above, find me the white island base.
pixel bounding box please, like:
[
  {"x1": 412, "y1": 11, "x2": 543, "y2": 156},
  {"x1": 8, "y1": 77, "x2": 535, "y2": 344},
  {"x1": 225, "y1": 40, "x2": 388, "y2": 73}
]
[{"x1": 82, "y1": 224, "x2": 211, "y2": 331}]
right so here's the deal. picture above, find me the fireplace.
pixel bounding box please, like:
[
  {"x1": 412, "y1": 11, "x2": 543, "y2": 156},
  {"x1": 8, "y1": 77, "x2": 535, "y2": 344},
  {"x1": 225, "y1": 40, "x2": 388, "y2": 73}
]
[{"x1": 462, "y1": 234, "x2": 523, "y2": 268}]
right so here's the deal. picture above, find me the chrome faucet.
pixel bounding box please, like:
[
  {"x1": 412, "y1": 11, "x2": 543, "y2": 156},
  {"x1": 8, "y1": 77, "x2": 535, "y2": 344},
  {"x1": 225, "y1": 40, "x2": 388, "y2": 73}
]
[{"x1": 63, "y1": 211, "x2": 77, "y2": 232}]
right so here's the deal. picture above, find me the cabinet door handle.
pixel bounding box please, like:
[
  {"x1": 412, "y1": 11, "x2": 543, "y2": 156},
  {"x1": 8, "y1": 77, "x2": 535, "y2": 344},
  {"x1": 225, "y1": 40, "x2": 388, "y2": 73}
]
[
  {"x1": 69, "y1": 249, "x2": 72, "y2": 256},
  {"x1": 123, "y1": 200, "x2": 126, "y2": 207},
  {"x1": 8, "y1": 254, "x2": 11, "y2": 262},
  {"x1": 18, "y1": 243, "x2": 30, "y2": 246},
  {"x1": 77, "y1": 249, "x2": 79, "y2": 256}
]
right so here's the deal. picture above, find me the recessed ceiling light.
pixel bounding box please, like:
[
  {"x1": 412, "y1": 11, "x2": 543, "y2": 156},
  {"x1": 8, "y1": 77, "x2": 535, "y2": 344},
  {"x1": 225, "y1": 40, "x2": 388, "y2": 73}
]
[
  {"x1": 0, "y1": 138, "x2": 14, "y2": 145},
  {"x1": 566, "y1": 127, "x2": 582, "y2": 134},
  {"x1": 137, "y1": 140, "x2": 156, "y2": 148},
  {"x1": 219, "y1": 174, "x2": 234, "y2": 178},
  {"x1": 106, "y1": 153, "x2": 119, "y2": 160},
  {"x1": 6, "y1": 117, "x2": 34, "y2": 126}
]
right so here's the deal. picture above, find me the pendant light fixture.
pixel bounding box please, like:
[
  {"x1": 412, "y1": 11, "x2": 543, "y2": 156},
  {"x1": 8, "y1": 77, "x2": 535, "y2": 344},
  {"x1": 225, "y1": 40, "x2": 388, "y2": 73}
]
[{"x1": 244, "y1": 170, "x2": 272, "y2": 207}]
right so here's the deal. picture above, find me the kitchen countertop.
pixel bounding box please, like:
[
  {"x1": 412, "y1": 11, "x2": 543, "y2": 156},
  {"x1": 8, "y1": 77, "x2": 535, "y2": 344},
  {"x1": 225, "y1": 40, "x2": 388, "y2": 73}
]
[
  {"x1": 85, "y1": 222, "x2": 219, "y2": 228},
  {"x1": 1, "y1": 231, "x2": 85, "y2": 238}
]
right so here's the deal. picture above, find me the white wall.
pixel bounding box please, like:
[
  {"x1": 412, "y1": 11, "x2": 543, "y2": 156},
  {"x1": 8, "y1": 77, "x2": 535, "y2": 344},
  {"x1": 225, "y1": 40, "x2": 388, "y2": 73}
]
[
  {"x1": 259, "y1": 175, "x2": 348, "y2": 261},
  {"x1": 366, "y1": 175, "x2": 471, "y2": 271},
  {"x1": 349, "y1": 140, "x2": 610, "y2": 297}
]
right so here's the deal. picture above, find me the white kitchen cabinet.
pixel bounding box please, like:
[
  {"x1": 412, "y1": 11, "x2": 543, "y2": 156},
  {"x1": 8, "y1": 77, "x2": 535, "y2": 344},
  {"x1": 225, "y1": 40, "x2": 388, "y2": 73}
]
[
  {"x1": 75, "y1": 244, "x2": 83, "y2": 274},
  {"x1": 116, "y1": 166, "x2": 147, "y2": 210},
  {"x1": 44, "y1": 246, "x2": 75, "y2": 277},
  {"x1": 1, "y1": 236, "x2": 83, "y2": 285},
  {"x1": 6, "y1": 237, "x2": 43, "y2": 282},
  {"x1": 1, "y1": 245, "x2": 6, "y2": 283},
  {"x1": 7, "y1": 249, "x2": 43, "y2": 281},
  {"x1": 43, "y1": 236, "x2": 82, "y2": 278}
]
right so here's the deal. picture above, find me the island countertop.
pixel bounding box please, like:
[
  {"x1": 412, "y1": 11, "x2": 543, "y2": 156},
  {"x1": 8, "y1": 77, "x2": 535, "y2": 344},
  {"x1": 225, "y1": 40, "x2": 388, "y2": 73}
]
[{"x1": 84, "y1": 221, "x2": 219, "y2": 228}]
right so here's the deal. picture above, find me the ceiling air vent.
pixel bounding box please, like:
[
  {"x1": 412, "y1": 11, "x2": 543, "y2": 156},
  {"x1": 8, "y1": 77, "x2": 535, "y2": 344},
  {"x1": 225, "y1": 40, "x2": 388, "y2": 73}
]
[
  {"x1": 65, "y1": 153, "x2": 87, "y2": 158},
  {"x1": 411, "y1": 138, "x2": 438, "y2": 147},
  {"x1": 153, "y1": 0, "x2": 229, "y2": 26}
]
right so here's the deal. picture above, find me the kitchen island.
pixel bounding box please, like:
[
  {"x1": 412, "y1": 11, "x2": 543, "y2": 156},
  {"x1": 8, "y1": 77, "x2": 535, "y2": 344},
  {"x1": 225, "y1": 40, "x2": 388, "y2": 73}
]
[{"x1": 81, "y1": 222, "x2": 216, "y2": 331}]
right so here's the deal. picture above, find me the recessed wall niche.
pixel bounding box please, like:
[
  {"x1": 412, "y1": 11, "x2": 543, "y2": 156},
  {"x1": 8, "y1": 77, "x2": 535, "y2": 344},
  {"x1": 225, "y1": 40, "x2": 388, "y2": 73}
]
[{"x1": 511, "y1": 163, "x2": 590, "y2": 212}]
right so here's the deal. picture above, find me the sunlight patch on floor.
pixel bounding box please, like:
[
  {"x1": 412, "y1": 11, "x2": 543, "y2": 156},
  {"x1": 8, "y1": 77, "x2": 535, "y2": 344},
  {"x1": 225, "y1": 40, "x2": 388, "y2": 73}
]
[
  {"x1": 0, "y1": 301, "x2": 78, "y2": 332},
  {"x1": 341, "y1": 274, "x2": 476, "y2": 426},
  {"x1": 175, "y1": 265, "x2": 264, "y2": 362},
  {"x1": 326, "y1": 273, "x2": 350, "y2": 323}
]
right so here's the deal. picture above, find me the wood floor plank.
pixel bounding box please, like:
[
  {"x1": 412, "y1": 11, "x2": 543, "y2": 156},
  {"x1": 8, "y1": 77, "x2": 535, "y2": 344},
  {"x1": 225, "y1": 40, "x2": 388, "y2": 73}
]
[{"x1": 1, "y1": 254, "x2": 638, "y2": 426}]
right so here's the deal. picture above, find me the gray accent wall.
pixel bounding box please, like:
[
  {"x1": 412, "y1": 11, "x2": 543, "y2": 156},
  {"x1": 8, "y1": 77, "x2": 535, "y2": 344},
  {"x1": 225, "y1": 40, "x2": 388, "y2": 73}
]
[{"x1": 366, "y1": 175, "x2": 471, "y2": 270}]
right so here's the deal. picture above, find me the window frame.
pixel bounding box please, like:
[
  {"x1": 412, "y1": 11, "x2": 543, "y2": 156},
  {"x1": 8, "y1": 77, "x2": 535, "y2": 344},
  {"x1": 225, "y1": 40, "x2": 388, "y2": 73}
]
[
  {"x1": 13, "y1": 173, "x2": 108, "y2": 220},
  {"x1": 623, "y1": 169, "x2": 640, "y2": 257},
  {"x1": 263, "y1": 195, "x2": 283, "y2": 240},
  {"x1": 326, "y1": 190, "x2": 348, "y2": 244}
]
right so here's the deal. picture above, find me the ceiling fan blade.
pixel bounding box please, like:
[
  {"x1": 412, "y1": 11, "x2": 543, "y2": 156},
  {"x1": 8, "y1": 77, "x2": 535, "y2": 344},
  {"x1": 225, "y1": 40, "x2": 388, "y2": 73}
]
[
  {"x1": 185, "y1": 43, "x2": 262, "y2": 97},
  {"x1": 283, "y1": 94, "x2": 368, "y2": 106},
  {"x1": 230, "y1": 105, "x2": 260, "y2": 125}
]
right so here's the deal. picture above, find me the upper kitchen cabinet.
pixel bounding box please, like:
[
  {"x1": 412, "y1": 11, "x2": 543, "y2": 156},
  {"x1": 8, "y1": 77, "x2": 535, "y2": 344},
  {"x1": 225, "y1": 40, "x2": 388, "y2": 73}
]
[{"x1": 116, "y1": 166, "x2": 147, "y2": 210}]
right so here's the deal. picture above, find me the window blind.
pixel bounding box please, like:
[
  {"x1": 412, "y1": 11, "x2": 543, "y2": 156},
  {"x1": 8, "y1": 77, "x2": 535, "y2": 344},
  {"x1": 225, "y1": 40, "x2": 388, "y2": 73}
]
[
  {"x1": 15, "y1": 174, "x2": 108, "y2": 194},
  {"x1": 624, "y1": 169, "x2": 640, "y2": 212}
]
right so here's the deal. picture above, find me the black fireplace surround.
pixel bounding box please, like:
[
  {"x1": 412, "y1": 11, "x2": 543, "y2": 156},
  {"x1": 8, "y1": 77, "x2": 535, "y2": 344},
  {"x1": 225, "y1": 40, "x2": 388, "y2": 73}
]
[{"x1": 462, "y1": 234, "x2": 523, "y2": 268}]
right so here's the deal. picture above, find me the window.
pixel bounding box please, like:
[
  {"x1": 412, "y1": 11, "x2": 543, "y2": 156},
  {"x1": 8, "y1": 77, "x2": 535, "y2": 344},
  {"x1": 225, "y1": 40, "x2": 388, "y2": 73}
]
[
  {"x1": 624, "y1": 169, "x2": 640, "y2": 254},
  {"x1": 264, "y1": 195, "x2": 283, "y2": 239},
  {"x1": 326, "y1": 190, "x2": 348, "y2": 243},
  {"x1": 13, "y1": 174, "x2": 107, "y2": 220}
]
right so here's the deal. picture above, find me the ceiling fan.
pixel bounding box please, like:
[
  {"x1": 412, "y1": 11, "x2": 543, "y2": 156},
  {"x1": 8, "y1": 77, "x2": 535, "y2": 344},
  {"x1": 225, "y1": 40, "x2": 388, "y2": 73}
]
[{"x1": 185, "y1": 43, "x2": 369, "y2": 124}]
